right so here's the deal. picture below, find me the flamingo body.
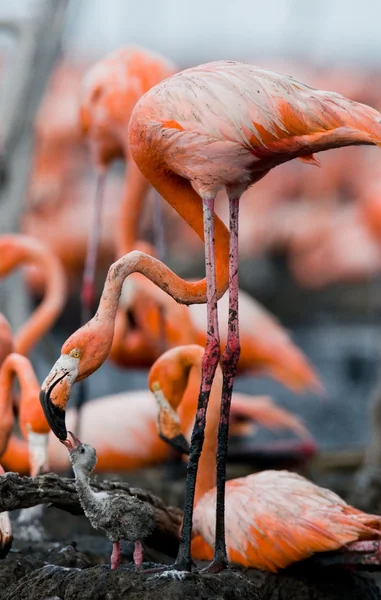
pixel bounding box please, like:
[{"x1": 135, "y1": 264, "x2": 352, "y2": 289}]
[
  {"x1": 193, "y1": 470, "x2": 381, "y2": 572},
  {"x1": 129, "y1": 61, "x2": 381, "y2": 198}
]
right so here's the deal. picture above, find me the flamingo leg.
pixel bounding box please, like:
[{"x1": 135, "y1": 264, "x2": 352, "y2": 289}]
[
  {"x1": 111, "y1": 540, "x2": 121, "y2": 569},
  {"x1": 81, "y1": 172, "x2": 106, "y2": 324},
  {"x1": 133, "y1": 539, "x2": 144, "y2": 568},
  {"x1": 175, "y1": 195, "x2": 221, "y2": 571},
  {"x1": 203, "y1": 195, "x2": 240, "y2": 573}
]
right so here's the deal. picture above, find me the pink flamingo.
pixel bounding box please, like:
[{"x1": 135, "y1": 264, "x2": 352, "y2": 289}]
[{"x1": 41, "y1": 61, "x2": 381, "y2": 572}]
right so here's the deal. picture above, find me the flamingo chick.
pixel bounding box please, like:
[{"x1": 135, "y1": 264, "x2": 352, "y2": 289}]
[{"x1": 62, "y1": 431, "x2": 155, "y2": 569}]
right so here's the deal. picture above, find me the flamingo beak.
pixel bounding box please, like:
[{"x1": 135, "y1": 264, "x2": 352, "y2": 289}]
[
  {"x1": 40, "y1": 367, "x2": 71, "y2": 440},
  {"x1": 159, "y1": 431, "x2": 190, "y2": 455},
  {"x1": 60, "y1": 431, "x2": 82, "y2": 452},
  {"x1": 152, "y1": 386, "x2": 190, "y2": 455}
]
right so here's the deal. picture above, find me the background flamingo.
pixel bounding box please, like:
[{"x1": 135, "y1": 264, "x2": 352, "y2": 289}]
[{"x1": 0, "y1": 234, "x2": 67, "y2": 356}]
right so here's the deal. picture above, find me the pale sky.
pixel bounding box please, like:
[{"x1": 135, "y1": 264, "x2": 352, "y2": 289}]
[{"x1": 62, "y1": 0, "x2": 381, "y2": 67}]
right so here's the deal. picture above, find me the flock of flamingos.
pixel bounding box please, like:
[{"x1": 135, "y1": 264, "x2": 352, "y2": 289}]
[{"x1": 1, "y1": 45, "x2": 381, "y2": 577}]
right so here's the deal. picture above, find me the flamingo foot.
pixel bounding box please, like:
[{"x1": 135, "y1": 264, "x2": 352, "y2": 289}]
[
  {"x1": 110, "y1": 541, "x2": 121, "y2": 570},
  {"x1": 308, "y1": 540, "x2": 381, "y2": 570},
  {"x1": 200, "y1": 554, "x2": 229, "y2": 573},
  {"x1": 141, "y1": 556, "x2": 196, "y2": 574},
  {"x1": 133, "y1": 540, "x2": 143, "y2": 569}
]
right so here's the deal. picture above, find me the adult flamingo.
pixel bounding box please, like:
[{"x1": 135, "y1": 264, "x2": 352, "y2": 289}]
[
  {"x1": 79, "y1": 46, "x2": 176, "y2": 311},
  {"x1": 0, "y1": 353, "x2": 49, "y2": 476},
  {"x1": 0, "y1": 234, "x2": 67, "y2": 355},
  {"x1": 40, "y1": 61, "x2": 381, "y2": 572},
  {"x1": 148, "y1": 345, "x2": 381, "y2": 571}
]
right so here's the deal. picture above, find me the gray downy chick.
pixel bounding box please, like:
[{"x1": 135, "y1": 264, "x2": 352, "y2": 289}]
[{"x1": 62, "y1": 431, "x2": 155, "y2": 569}]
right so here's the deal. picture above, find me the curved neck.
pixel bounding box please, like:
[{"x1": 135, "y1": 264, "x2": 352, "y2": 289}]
[
  {"x1": 13, "y1": 244, "x2": 67, "y2": 355},
  {"x1": 0, "y1": 352, "x2": 40, "y2": 415},
  {"x1": 116, "y1": 157, "x2": 151, "y2": 257}
]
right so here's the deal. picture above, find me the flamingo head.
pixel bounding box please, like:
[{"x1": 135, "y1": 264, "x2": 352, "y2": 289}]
[
  {"x1": 149, "y1": 380, "x2": 190, "y2": 455},
  {"x1": 40, "y1": 323, "x2": 113, "y2": 440},
  {"x1": 61, "y1": 431, "x2": 98, "y2": 475},
  {"x1": 39, "y1": 349, "x2": 81, "y2": 440}
]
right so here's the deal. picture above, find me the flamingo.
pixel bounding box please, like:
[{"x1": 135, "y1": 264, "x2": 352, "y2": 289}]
[
  {"x1": 40, "y1": 61, "x2": 381, "y2": 572},
  {"x1": 0, "y1": 235, "x2": 67, "y2": 471},
  {"x1": 0, "y1": 353, "x2": 49, "y2": 476},
  {"x1": 148, "y1": 345, "x2": 381, "y2": 571},
  {"x1": 0, "y1": 234, "x2": 67, "y2": 355},
  {"x1": 79, "y1": 46, "x2": 176, "y2": 313}
]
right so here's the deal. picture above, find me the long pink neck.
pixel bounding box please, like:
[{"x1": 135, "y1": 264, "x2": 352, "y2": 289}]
[
  {"x1": 75, "y1": 243, "x2": 228, "y2": 379},
  {"x1": 12, "y1": 242, "x2": 67, "y2": 355}
]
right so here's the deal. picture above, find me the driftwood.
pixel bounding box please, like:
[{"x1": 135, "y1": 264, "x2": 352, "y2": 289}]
[{"x1": 0, "y1": 472, "x2": 182, "y2": 555}]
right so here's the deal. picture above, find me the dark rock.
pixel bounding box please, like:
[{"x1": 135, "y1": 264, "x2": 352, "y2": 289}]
[
  {"x1": 0, "y1": 543, "x2": 93, "y2": 594},
  {"x1": 256, "y1": 568, "x2": 381, "y2": 600},
  {"x1": 2, "y1": 565, "x2": 259, "y2": 600}
]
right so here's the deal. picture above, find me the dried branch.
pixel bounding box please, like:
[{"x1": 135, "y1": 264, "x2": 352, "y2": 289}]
[{"x1": 0, "y1": 472, "x2": 182, "y2": 555}]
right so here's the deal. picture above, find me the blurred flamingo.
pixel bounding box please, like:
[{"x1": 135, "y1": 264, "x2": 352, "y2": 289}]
[
  {"x1": 0, "y1": 353, "x2": 49, "y2": 476},
  {"x1": 149, "y1": 345, "x2": 381, "y2": 571},
  {"x1": 41, "y1": 61, "x2": 381, "y2": 572},
  {"x1": 79, "y1": 46, "x2": 176, "y2": 312},
  {"x1": 0, "y1": 234, "x2": 67, "y2": 355}
]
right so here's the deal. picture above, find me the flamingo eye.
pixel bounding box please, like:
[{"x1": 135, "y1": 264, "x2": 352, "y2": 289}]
[
  {"x1": 69, "y1": 349, "x2": 81, "y2": 359},
  {"x1": 79, "y1": 447, "x2": 85, "y2": 454}
]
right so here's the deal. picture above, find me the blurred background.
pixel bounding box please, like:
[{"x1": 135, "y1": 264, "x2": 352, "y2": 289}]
[{"x1": 1, "y1": 0, "x2": 381, "y2": 493}]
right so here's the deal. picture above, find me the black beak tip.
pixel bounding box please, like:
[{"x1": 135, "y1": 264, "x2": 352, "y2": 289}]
[
  {"x1": 39, "y1": 389, "x2": 67, "y2": 441},
  {"x1": 160, "y1": 432, "x2": 190, "y2": 455}
]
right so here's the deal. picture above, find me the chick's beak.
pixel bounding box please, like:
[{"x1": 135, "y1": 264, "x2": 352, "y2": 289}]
[
  {"x1": 60, "y1": 431, "x2": 82, "y2": 452},
  {"x1": 40, "y1": 366, "x2": 72, "y2": 440}
]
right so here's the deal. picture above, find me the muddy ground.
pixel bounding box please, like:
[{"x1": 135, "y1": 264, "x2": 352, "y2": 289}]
[{"x1": 0, "y1": 467, "x2": 381, "y2": 600}]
